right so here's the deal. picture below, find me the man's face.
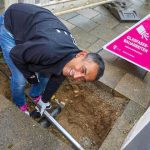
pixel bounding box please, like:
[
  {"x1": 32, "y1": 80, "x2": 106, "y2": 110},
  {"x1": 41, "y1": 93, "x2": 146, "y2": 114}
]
[{"x1": 63, "y1": 51, "x2": 99, "y2": 82}]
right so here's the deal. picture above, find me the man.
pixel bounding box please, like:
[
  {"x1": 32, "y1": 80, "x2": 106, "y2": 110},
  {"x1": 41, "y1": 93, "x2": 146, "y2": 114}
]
[{"x1": 0, "y1": 3, "x2": 105, "y2": 115}]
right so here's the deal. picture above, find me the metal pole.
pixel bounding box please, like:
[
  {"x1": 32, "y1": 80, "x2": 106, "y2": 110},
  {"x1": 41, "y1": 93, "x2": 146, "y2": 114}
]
[
  {"x1": 43, "y1": 110, "x2": 85, "y2": 150},
  {"x1": 54, "y1": 0, "x2": 115, "y2": 16}
]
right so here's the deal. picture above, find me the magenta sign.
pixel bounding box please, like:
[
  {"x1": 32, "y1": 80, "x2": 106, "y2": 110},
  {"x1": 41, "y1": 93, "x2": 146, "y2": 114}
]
[{"x1": 103, "y1": 14, "x2": 150, "y2": 71}]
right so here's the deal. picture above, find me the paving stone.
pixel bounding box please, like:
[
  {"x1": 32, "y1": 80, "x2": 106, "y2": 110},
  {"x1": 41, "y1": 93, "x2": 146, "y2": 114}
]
[
  {"x1": 99, "y1": 50, "x2": 118, "y2": 63},
  {"x1": 113, "y1": 58, "x2": 147, "y2": 79},
  {"x1": 0, "y1": 103, "x2": 73, "y2": 150},
  {"x1": 99, "y1": 100, "x2": 145, "y2": 150},
  {"x1": 68, "y1": 15, "x2": 98, "y2": 32},
  {"x1": 128, "y1": 3, "x2": 150, "y2": 19},
  {"x1": 77, "y1": 8, "x2": 99, "y2": 19},
  {"x1": 59, "y1": 12, "x2": 79, "y2": 20},
  {"x1": 0, "y1": 95, "x2": 12, "y2": 113},
  {"x1": 99, "y1": 123, "x2": 128, "y2": 150},
  {"x1": 112, "y1": 23, "x2": 135, "y2": 35},
  {"x1": 93, "y1": 5, "x2": 113, "y2": 16},
  {"x1": 121, "y1": 100, "x2": 145, "y2": 125},
  {"x1": 144, "y1": 72, "x2": 150, "y2": 85},
  {"x1": 126, "y1": 0, "x2": 144, "y2": 7},
  {"x1": 59, "y1": 18, "x2": 75, "y2": 30},
  {"x1": 71, "y1": 27, "x2": 98, "y2": 45},
  {"x1": 90, "y1": 25, "x2": 119, "y2": 42},
  {"x1": 87, "y1": 39, "x2": 106, "y2": 53},
  {"x1": 115, "y1": 73, "x2": 150, "y2": 108},
  {"x1": 92, "y1": 14, "x2": 119, "y2": 29},
  {"x1": 99, "y1": 61, "x2": 126, "y2": 89}
]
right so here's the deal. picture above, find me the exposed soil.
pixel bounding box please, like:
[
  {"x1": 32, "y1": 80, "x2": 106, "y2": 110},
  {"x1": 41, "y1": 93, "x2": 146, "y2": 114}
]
[
  {"x1": 0, "y1": 62, "x2": 129, "y2": 150},
  {"x1": 52, "y1": 80, "x2": 128, "y2": 149}
]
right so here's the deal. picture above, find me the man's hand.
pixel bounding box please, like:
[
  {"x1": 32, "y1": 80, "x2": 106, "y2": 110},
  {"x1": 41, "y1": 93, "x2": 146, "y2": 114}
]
[{"x1": 27, "y1": 74, "x2": 39, "y2": 84}]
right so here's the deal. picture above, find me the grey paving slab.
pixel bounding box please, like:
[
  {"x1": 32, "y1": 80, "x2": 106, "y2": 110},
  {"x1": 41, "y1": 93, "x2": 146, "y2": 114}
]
[
  {"x1": 71, "y1": 27, "x2": 98, "y2": 47},
  {"x1": 0, "y1": 97, "x2": 73, "y2": 150},
  {"x1": 92, "y1": 14, "x2": 119, "y2": 29},
  {"x1": 99, "y1": 61, "x2": 126, "y2": 89},
  {"x1": 99, "y1": 50, "x2": 118, "y2": 63},
  {"x1": 68, "y1": 15, "x2": 98, "y2": 32},
  {"x1": 113, "y1": 58, "x2": 147, "y2": 79},
  {"x1": 112, "y1": 23, "x2": 135, "y2": 35},
  {"x1": 59, "y1": 18, "x2": 75, "y2": 30},
  {"x1": 59, "y1": 12, "x2": 79, "y2": 20},
  {"x1": 90, "y1": 25, "x2": 119, "y2": 42},
  {"x1": 115, "y1": 73, "x2": 150, "y2": 108},
  {"x1": 128, "y1": 2, "x2": 150, "y2": 18},
  {"x1": 87, "y1": 39, "x2": 106, "y2": 53},
  {"x1": 126, "y1": 0, "x2": 144, "y2": 7},
  {"x1": 99, "y1": 100, "x2": 145, "y2": 150},
  {"x1": 99, "y1": 120, "x2": 130, "y2": 150},
  {"x1": 121, "y1": 100, "x2": 145, "y2": 125},
  {"x1": 75, "y1": 39, "x2": 91, "y2": 50},
  {"x1": 144, "y1": 72, "x2": 150, "y2": 85},
  {"x1": 0, "y1": 95, "x2": 12, "y2": 112},
  {"x1": 93, "y1": 5, "x2": 113, "y2": 16},
  {"x1": 77, "y1": 8, "x2": 99, "y2": 19}
]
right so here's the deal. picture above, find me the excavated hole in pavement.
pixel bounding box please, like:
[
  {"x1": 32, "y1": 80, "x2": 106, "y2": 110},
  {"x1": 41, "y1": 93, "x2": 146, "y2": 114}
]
[{"x1": 0, "y1": 63, "x2": 129, "y2": 150}]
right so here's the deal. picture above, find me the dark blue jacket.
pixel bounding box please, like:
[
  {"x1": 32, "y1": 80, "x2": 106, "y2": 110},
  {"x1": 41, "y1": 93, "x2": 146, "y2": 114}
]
[{"x1": 4, "y1": 3, "x2": 80, "y2": 101}]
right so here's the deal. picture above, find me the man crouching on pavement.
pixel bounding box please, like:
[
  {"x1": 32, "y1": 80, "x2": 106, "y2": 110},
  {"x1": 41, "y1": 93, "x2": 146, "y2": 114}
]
[{"x1": 0, "y1": 3, "x2": 105, "y2": 115}]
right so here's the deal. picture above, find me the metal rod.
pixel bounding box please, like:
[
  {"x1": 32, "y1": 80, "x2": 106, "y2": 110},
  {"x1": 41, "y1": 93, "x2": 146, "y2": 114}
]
[
  {"x1": 43, "y1": 110, "x2": 84, "y2": 150},
  {"x1": 53, "y1": 0, "x2": 115, "y2": 16}
]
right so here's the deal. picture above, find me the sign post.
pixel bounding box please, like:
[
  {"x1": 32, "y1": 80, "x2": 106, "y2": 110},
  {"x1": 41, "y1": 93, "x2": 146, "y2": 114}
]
[{"x1": 103, "y1": 14, "x2": 150, "y2": 71}]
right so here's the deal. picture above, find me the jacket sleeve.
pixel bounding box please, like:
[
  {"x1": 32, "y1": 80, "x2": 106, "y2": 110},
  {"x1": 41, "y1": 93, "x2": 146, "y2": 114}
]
[
  {"x1": 42, "y1": 75, "x2": 65, "y2": 102},
  {"x1": 10, "y1": 41, "x2": 58, "y2": 79}
]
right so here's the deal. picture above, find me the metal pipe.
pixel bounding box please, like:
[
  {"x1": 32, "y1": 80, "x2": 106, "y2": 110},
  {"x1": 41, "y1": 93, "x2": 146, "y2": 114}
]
[
  {"x1": 43, "y1": 109, "x2": 84, "y2": 150},
  {"x1": 53, "y1": 0, "x2": 115, "y2": 16},
  {"x1": 38, "y1": 0, "x2": 76, "y2": 7}
]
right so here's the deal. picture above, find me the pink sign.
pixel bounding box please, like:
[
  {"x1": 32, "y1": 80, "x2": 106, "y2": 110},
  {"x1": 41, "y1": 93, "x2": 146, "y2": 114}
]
[{"x1": 103, "y1": 14, "x2": 150, "y2": 71}]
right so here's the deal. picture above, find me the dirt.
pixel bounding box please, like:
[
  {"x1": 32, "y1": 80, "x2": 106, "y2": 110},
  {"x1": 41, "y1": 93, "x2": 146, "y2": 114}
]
[
  {"x1": 0, "y1": 63, "x2": 129, "y2": 150},
  {"x1": 51, "y1": 80, "x2": 129, "y2": 150}
]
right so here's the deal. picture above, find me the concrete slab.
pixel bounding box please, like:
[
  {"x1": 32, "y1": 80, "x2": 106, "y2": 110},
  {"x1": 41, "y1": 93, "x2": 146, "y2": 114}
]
[
  {"x1": 113, "y1": 58, "x2": 147, "y2": 79},
  {"x1": 68, "y1": 15, "x2": 98, "y2": 32},
  {"x1": 92, "y1": 14, "x2": 119, "y2": 29},
  {"x1": 99, "y1": 61, "x2": 126, "y2": 89},
  {"x1": 71, "y1": 27, "x2": 98, "y2": 49},
  {"x1": 122, "y1": 100, "x2": 145, "y2": 125},
  {"x1": 99, "y1": 100, "x2": 145, "y2": 150},
  {"x1": 128, "y1": 2, "x2": 150, "y2": 18},
  {"x1": 59, "y1": 12, "x2": 79, "y2": 20},
  {"x1": 93, "y1": 5, "x2": 114, "y2": 16},
  {"x1": 0, "y1": 95, "x2": 12, "y2": 112},
  {"x1": 77, "y1": 8, "x2": 99, "y2": 19},
  {"x1": 90, "y1": 25, "x2": 119, "y2": 42},
  {"x1": 115, "y1": 73, "x2": 150, "y2": 108},
  {"x1": 112, "y1": 23, "x2": 135, "y2": 35},
  {"x1": 144, "y1": 72, "x2": 150, "y2": 85},
  {"x1": 87, "y1": 39, "x2": 106, "y2": 53},
  {"x1": 99, "y1": 50, "x2": 118, "y2": 63},
  {"x1": 59, "y1": 18, "x2": 75, "y2": 30},
  {"x1": 0, "y1": 96, "x2": 73, "y2": 150}
]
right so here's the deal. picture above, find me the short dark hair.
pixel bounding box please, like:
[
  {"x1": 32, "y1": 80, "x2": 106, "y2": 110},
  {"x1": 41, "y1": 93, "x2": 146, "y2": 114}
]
[{"x1": 84, "y1": 53, "x2": 105, "y2": 80}]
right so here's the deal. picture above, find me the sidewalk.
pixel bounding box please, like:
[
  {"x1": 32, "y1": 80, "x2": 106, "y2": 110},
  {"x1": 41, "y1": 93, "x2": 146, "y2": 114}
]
[{"x1": 0, "y1": 95, "x2": 73, "y2": 150}]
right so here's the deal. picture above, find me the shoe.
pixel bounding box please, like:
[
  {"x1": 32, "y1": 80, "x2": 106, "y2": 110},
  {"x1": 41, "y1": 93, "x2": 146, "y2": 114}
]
[
  {"x1": 32, "y1": 95, "x2": 42, "y2": 104},
  {"x1": 19, "y1": 104, "x2": 30, "y2": 116},
  {"x1": 37, "y1": 99, "x2": 51, "y2": 116}
]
